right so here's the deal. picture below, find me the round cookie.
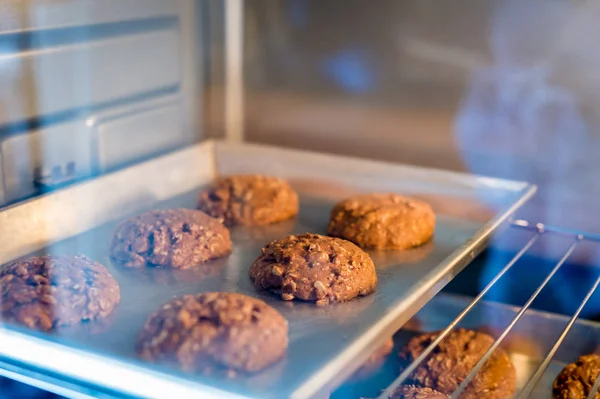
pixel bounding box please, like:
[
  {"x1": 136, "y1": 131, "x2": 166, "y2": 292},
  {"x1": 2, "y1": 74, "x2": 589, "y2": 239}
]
[
  {"x1": 390, "y1": 385, "x2": 449, "y2": 399},
  {"x1": 110, "y1": 208, "x2": 231, "y2": 269},
  {"x1": 197, "y1": 175, "x2": 299, "y2": 226},
  {"x1": 398, "y1": 328, "x2": 516, "y2": 399},
  {"x1": 136, "y1": 292, "x2": 288, "y2": 375},
  {"x1": 249, "y1": 233, "x2": 377, "y2": 305},
  {"x1": 0, "y1": 255, "x2": 120, "y2": 331},
  {"x1": 553, "y1": 354, "x2": 600, "y2": 399},
  {"x1": 327, "y1": 193, "x2": 435, "y2": 250}
]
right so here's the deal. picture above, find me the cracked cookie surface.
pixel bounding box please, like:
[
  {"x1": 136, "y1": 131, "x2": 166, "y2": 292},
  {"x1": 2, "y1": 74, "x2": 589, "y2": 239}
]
[
  {"x1": 398, "y1": 328, "x2": 516, "y2": 399},
  {"x1": 110, "y1": 208, "x2": 231, "y2": 269},
  {"x1": 136, "y1": 292, "x2": 288, "y2": 375},
  {"x1": 0, "y1": 255, "x2": 120, "y2": 331},
  {"x1": 249, "y1": 233, "x2": 377, "y2": 305},
  {"x1": 553, "y1": 354, "x2": 600, "y2": 399},
  {"x1": 327, "y1": 193, "x2": 435, "y2": 250},
  {"x1": 197, "y1": 175, "x2": 299, "y2": 226}
]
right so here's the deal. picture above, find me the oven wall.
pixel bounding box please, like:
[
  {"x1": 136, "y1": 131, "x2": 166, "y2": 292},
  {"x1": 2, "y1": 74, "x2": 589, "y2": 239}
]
[{"x1": 0, "y1": 0, "x2": 202, "y2": 208}]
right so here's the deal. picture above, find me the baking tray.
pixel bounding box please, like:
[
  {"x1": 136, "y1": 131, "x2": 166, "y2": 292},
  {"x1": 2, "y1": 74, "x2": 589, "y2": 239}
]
[
  {"x1": 0, "y1": 140, "x2": 536, "y2": 399},
  {"x1": 332, "y1": 293, "x2": 600, "y2": 399}
]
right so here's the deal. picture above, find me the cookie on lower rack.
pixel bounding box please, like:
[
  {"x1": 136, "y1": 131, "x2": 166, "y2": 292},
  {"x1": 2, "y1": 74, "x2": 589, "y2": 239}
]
[
  {"x1": 249, "y1": 233, "x2": 377, "y2": 305},
  {"x1": 327, "y1": 193, "x2": 435, "y2": 250},
  {"x1": 197, "y1": 175, "x2": 299, "y2": 226},
  {"x1": 390, "y1": 385, "x2": 449, "y2": 399},
  {"x1": 0, "y1": 255, "x2": 120, "y2": 331},
  {"x1": 553, "y1": 354, "x2": 600, "y2": 399},
  {"x1": 136, "y1": 292, "x2": 288, "y2": 375},
  {"x1": 110, "y1": 208, "x2": 231, "y2": 269},
  {"x1": 398, "y1": 328, "x2": 516, "y2": 399}
]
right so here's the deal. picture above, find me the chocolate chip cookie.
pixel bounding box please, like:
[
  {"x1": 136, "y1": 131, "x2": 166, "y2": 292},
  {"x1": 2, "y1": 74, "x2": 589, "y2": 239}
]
[
  {"x1": 553, "y1": 354, "x2": 600, "y2": 399},
  {"x1": 249, "y1": 233, "x2": 377, "y2": 305},
  {"x1": 197, "y1": 175, "x2": 299, "y2": 226},
  {"x1": 136, "y1": 292, "x2": 288, "y2": 375},
  {"x1": 0, "y1": 255, "x2": 120, "y2": 331},
  {"x1": 110, "y1": 208, "x2": 231, "y2": 269},
  {"x1": 398, "y1": 328, "x2": 516, "y2": 399},
  {"x1": 390, "y1": 385, "x2": 450, "y2": 399},
  {"x1": 327, "y1": 194, "x2": 435, "y2": 250}
]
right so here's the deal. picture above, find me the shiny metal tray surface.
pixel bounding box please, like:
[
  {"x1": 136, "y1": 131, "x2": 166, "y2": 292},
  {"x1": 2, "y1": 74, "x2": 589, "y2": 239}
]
[
  {"x1": 333, "y1": 293, "x2": 600, "y2": 399},
  {"x1": 0, "y1": 140, "x2": 535, "y2": 399}
]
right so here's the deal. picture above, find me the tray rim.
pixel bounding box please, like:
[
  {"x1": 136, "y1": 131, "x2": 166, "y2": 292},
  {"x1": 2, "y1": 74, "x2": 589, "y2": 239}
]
[{"x1": 0, "y1": 139, "x2": 537, "y2": 399}]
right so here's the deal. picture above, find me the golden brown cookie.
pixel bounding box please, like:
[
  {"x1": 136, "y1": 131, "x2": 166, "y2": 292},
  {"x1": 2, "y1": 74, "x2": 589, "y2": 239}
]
[
  {"x1": 110, "y1": 208, "x2": 231, "y2": 269},
  {"x1": 398, "y1": 328, "x2": 516, "y2": 399},
  {"x1": 249, "y1": 233, "x2": 377, "y2": 305},
  {"x1": 0, "y1": 255, "x2": 120, "y2": 331},
  {"x1": 136, "y1": 292, "x2": 288, "y2": 375},
  {"x1": 197, "y1": 175, "x2": 299, "y2": 226},
  {"x1": 390, "y1": 385, "x2": 450, "y2": 399},
  {"x1": 327, "y1": 194, "x2": 435, "y2": 250},
  {"x1": 553, "y1": 354, "x2": 600, "y2": 399}
]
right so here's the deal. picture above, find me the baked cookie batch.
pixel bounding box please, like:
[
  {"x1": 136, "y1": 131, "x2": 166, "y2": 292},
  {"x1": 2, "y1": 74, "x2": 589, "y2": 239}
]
[{"x1": 2, "y1": 173, "x2": 563, "y2": 399}]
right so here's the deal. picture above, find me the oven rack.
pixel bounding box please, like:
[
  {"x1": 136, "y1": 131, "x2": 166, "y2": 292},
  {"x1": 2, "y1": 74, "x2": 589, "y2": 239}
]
[{"x1": 378, "y1": 219, "x2": 600, "y2": 399}]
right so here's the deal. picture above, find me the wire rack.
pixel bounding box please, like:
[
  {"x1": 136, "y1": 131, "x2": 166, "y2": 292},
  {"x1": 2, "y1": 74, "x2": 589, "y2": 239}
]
[{"x1": 378, "y1": 219, "x2": 600, "y2": 399}]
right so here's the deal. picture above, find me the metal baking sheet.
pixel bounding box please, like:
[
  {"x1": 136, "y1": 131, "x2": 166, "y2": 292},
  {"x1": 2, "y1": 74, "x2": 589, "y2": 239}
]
[
  {"x1": 349, "y1": 294, "x2": 600, "y2": 399},
  {"x1": 0, "y1": 140, "x2": 535, "y2": 399}
]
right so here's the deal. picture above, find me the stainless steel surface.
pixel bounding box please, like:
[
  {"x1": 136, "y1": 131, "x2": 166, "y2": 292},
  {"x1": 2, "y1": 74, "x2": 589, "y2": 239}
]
[
  {"x1": 381, "y1": 221, "x2": 600, "y2": 398},
  {"x1": 0, "y1": 140, "x2": 534, "y2": 398}
]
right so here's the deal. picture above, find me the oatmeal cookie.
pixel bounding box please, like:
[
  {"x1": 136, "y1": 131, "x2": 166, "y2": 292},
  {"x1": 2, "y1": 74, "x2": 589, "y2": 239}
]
[
  {"x1": 553, "y1": 354, "x2": 600, "y2": 399},
  {"x1": 0, "y1": 255, "x2": 120, "y2": 331},
  {"x1": 327, "y1": 193, "x2": 435, "y2": 250},
  {"x1": 110, "y1": 208, "x2": 231, "y2": 269},
  {"x1": 390, "y1": 385, "x2": 450, "y2": 399},
  {"x1": 398, "y1": 328, "x2": 516, "y2": 399},
  {"x1": 249, "y1": 233, "x2": 377, "y2": 305},
  {"x1": 197, "y1": 175, "x2": 299, "y2": 226},
  {"x1": 136, "y1": 292, "x2": 288, "y2": 375}
]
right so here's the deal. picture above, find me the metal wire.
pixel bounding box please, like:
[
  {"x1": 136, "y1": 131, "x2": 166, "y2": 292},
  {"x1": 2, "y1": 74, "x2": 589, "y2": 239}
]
[
  {"x1": 377, "y1": 231, "x2": 541, "y2": 399},
  {"x1": 451, "y1": 238, "x2": 580, "y2": 399},
  {"x1": 379, "y1": 220, "x2": 600, "y2": 399},
  {"x1": 519, "y1": 273, "x2": 600, "y2": 398},
  {"x1": 586, "y1": 366, "x2": 600, "y2": 399}
]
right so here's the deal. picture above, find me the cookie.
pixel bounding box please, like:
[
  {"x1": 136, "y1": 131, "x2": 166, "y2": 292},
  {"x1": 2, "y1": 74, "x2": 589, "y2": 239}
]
[
  {"x1": 354, "y1": 337, "x2": 394, "y2": 378},
  {"x1": 390, "y1": 385, "x2": 450, "y2": 399},
  {"x1": 327, "y1": 194, "x2": 435, "y2": 250},
  {"x1": 553, "y1": 354, "x2": 600, "y2": 399},
  {"x1": 136, "y1": 292, "x2": 288, "y2": 375},
  {"x1": 197, "y1": 175, "x2": 299, "y2": 226},
  {"x1": 249, "y1": 233, "x2": 377, "y2": 305},
  {"x1": 110, "y1": 208, "x2": 231, "y2": 269},
  {"x1": 0, "y1": 255, "x2": 120, "y2": 331},
  {"x1": 398, "y1": 328, "x2": 516, "y2": 399}
]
